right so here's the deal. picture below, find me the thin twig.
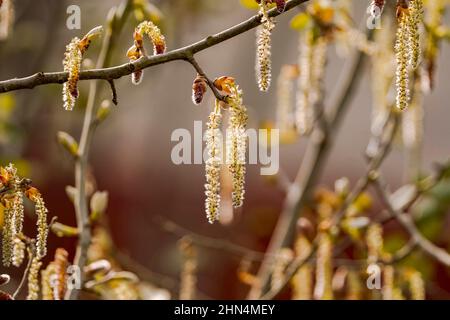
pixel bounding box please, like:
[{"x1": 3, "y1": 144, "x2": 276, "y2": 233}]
[
  {"x1": 373, "y1": 177, "x2": 450, "y2": 267},
  {"x1": 65, "y1": 0, "x2": 134, "y2": 300},
  {"x1": 0, "y1": 0, "x2": 309, "y2": 94},
  {"x1": 12, "y1": 249, "x2": 33, "y2": 299}
]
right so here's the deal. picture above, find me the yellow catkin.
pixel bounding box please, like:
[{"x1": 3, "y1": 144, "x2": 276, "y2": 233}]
[
  {"x1": 2, "y1": 206, "x2": 14, "y2": 266},
  {"x1": 204, "y1": 103, "x2": 222, "y2": 224},
  {"x1": 408, "y1": 270, "x2": 425, "y2": 300},
  {"x1": 41, "y1": 248, "x2": 69, "y2": 300},
  {"x1": 26, "y1": 188, "x2": 48, "y2": 259},
  {"x1": 276, "y1": 65, "x2": 298, "y2": 135},
  {"x1": 296, "y1": 30, "x2": 314, "y2": 135},
  {"x1": 271, "y1": 248, "x2": 294, "y2": 291},
  {"x1": 256, "y1": 1, "x2": 275, "y2": 92},
  {"x1": 382, "y1": 265, "x2": 406, "y2": 300},
  {"x1": 135, "y1": 20, "x2": 166, "y2": 55},
  {"x1": 227, "y1": 84, "x2": 248, "y2": 208},
  {"x1": 178, "y1": 238, "x2": 197, "y2": 300},
  {"x1": 314, "y1": 232, "x2": 333, "y2": 300},
  {"x1": 291, "y1": 235, "x2": 313, "y2": 300},
  {"x1": 366, "y1": 223, "x2": 383, "y2": 264},
  {"x1": 395, "y1": 9, "x2": 410, "y2": 110},
  {"x1": 62, "y1": 38, "x2": 82, "y2": 111},
  {"x1": 408, "y1": 0, "x2": 423, "y2": 70},
  {"x1": 27, "y1": 256, "x2": 42, "y2": 300}
]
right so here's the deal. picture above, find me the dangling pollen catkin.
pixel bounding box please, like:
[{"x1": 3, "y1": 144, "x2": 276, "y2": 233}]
[
  {"x1": 395, "y1": 3, "x2": 410, "y2": 110},
  {"x1": 255, "y1": 1, "x2": 275, "y2": 92},
  {"x1": 226, "y1": 84, "x2": 248, "y2": 208},
  {"x1": 408, "y1": 0, "x2": 424, "y2": 70},
  {"x1": 204, "y1": 102, "x2": 222, "y2": 224}
]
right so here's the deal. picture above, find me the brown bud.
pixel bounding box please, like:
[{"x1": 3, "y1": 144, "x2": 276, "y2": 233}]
[{"x1": 192, "y1": 74, "x2": 208, "y2": 105}]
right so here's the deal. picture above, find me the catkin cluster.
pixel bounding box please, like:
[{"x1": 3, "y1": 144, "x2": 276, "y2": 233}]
[
  {"x1": 26, "y1": 256, "x2": 42, "y2": 300},
  {"x1": 62, "y1": 26, "x2": 103, "y2": 111},
  {"x1": 203, "y1": 77, "x2": 248, "y2": 224},
  {"x1": 127, "y1": 20, "x2": 166, "y2": 85},
  {"x1": 0, "y1": 164, "x2": 25, "y2": 267},
  {"x1": 255, "y1": 0, "x2": 275, "y2": 92}
]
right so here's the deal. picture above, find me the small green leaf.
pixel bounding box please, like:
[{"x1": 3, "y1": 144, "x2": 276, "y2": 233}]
[
  {"x1": 240, "y1": 0, "x2": 259, "y2": 10},
  {"x1": 290, "y1": 13, "x2": 311, "y2": 31}
]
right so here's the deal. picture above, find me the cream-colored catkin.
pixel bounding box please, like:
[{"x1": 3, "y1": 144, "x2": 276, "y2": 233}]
[
  {"x1": 271, "y1": 248, "x2": 294, "y2": 291},
  {"x1": 62, "y1": 38, "x2": 82, "y2": 111},
  {"x1": 12, "y1": 237, "x2": 25, "y2": 267},
  {"x1": 291, "y1": 236, "x2": 313, "y2": 300},
  {"x1": 227, "y1": 85, "x2": 248, "y2": 209},
  {"x1": 204, "y1": 104, "x2": 222, "y2": 224},
  {"x1": 395, "y1": 10, "x2": 410, "y2": 110},
  {"x1": 408, "y1": 270, "x2": 425, "y2": 300},
  {"x1": 310, "y1": 37, "x2": 327, "y2": 110},
  {"x1": 179, "y1": 238, "x2": 197, "y2": 300},
  {"x1": 256, "y1": 2, "x2": 275, "y2": 92},
  {"x1": 33, "y1": 194, "x2": 49, "y2": 259},
  {"x1": 366, "y1": 223, "x2": 383, "y2": 264},
  {"x1": 276, "y1": 65, "x2": 298, "y2": 134},
  {"x1": 296, "y1": 30, "x2": 314, "y2": 135},
  {"x1": 2, "y1": 207, "x2": 14, "y2": 267},
  {"x1": 0, "y1": 0, "x2": 14, "y2": 40},
  {"x1": 408, "y1": 0, "x2": 424, "y2": 70},
  {"x1": 27, "y1": 256, "x2": 42, "y2": 300},
  {"x1": 12, "y1": 191, "x2": 24, "y2": 236},
  {"x1": 314, "y1": 232, "x2": 333, "y2": 300}
]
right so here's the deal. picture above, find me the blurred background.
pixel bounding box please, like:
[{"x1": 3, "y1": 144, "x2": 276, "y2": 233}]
[{"x1": 0, "y1": 0, "x2": 450, "y2": 299}]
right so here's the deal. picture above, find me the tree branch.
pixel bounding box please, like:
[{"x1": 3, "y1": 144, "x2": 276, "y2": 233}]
[{"x1": 0, "y1": 0, "x2": 309, "y2": 94}]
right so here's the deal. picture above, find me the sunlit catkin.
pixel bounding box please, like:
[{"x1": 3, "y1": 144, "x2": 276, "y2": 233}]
[
  {"x1": 12, "y1": 237, "x2": 25, "y2": 267},
  {"x1": 255, "y1": 1, "x2": 275, "y2": 92},
  {"x1": 26, "y1": 256, "x2": 42, "y2": 300},
  {"x1": 62, "y1": 26, "x2": 102, "y2": 110},
  {"x1": 0, "y1": 0, "x2": 14, "y2": 40},
  {"x1": 135, "y1": 20, "x2": 166, "y2": 55},
  {"x1": 204, "y1": 102, "x2": 222, "y2": 224},
  {"x1": 296, "y1": 30, "x2": 313, "y2": 135},
  {"x1": 366, "y1": 223, "x2": 383, "y2": 264},
  {"x1": 2, "y1": 206, "x2": 14, "y2": 266},
  {"x1": 41, "y1": 248, "x2": 69, "y2": 300},
  {"x1": 271, "y1": 248, "x2": 293, "y2": 291},
  {"x1": 291, "y1": 235, "x2": 313, "y2": 300},
  {"x1": 314, "y1": 232, "x2": 333, "y2": 300},
  {"x1": 26, "y1": 187, "x2": 48, "y2": 259},
  {"x1": 395, "y1": 5, "x2": 410, "y2": 110},
  {"x1": 227, "y1": 84, "x2": 248, "y2": 208},
  {"x1": 276, "y1": 65, "x2": 299, "y2": 135},
  {"x1": 407, "y1": 270, "x2": 425, "y2": 300},
  {"x1": 408, "y1": 0, "x2": 423, "y2": 70}
]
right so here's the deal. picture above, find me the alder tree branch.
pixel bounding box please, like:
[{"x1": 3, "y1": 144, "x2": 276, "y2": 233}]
[{"x1": 0, "y1": 0, "x2": 309, "y2": 94}]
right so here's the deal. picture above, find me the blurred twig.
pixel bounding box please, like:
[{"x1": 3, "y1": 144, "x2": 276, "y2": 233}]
[{"x1": 66, "y1": 0, "x2": 134, "y2": 300}]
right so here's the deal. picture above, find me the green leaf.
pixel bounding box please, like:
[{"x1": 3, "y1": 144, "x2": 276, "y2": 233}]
[
  {"x1": 290, "y1": 13, "x2": 311, "y2": 31},
  {"x1": 240, "y1": 0, "x2": 259, "y2": 10}
]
